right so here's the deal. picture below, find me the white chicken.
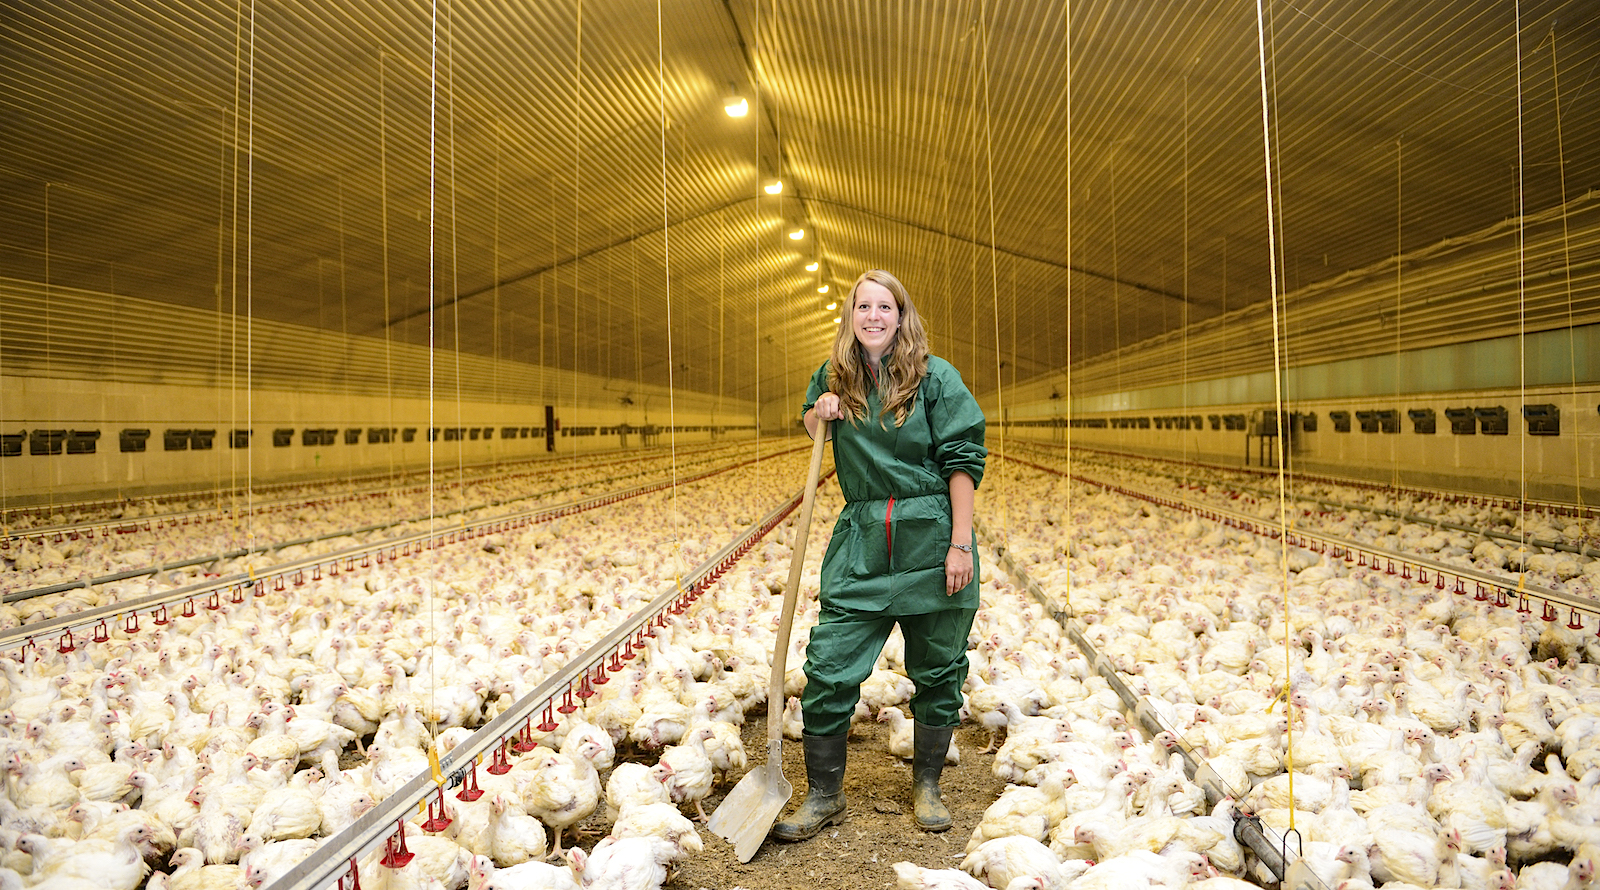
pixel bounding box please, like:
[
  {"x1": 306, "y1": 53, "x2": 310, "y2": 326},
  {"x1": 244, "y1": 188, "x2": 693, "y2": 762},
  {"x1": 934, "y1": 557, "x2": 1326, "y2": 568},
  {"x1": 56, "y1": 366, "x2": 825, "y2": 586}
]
[
  {"x1": 889, "y1": 860, "x2": 990, "y2": 890},
  {"x1": 484, "y1": 794, "x2": 546, "y2": 867},
  {"x1": 603, "y1": 763, "x2": 670, "y2": 822},
  {"x1": 519, "y1": 745, "x2": 600, "y2": 855},
  {"x1": 606, "y1": 802, "x2": 702, "y2": 861},
  {"x1": 961, "y1": 836, "x2": 1067, "y2": 890},
  {"x1": 14, "y1": 826, "x2": 150, "y2": 890},
  {"x1": 564, "y1": 836, "x2": 675, "y2": 890},
  {"x1": 650, "y1": 735, "x2": 714, "y2": 822}
]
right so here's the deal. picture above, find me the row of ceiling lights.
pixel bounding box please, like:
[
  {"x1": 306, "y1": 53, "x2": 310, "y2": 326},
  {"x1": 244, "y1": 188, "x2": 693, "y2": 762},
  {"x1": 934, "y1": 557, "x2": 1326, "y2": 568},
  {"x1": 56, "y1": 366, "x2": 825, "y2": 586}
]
[{"x1": 726, "y1": 85, "x2": 834, "y2": 323}]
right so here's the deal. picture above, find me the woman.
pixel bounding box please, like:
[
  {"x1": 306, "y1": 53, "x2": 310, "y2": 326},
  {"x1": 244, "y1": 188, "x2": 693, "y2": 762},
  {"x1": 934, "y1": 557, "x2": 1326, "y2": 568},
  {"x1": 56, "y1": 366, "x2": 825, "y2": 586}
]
[{"x1": 773, "y1": 269, "x2": 986, "y2": 840}]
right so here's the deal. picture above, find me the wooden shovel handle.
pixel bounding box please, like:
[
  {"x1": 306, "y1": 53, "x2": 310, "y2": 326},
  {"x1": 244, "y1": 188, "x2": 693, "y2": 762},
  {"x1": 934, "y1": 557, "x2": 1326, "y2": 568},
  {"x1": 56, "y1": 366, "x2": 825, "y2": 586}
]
[{"x1": 767, "y1": 425, "x2": 828, "y2": 746}]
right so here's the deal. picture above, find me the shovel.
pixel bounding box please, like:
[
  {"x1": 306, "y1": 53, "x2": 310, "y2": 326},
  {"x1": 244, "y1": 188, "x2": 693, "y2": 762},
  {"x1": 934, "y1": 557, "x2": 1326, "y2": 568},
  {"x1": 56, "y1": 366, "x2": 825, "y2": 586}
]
[{"x1": 707, "y1": 423, "x2": 829, "y2": 862}]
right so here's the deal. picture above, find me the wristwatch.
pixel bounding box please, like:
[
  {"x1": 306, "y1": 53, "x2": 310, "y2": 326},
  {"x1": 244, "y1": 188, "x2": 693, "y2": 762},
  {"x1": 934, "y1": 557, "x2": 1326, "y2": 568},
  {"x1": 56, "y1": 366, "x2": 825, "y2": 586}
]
[{"x1": 948, "y1": 542, "x2": 974, "y2": 553}]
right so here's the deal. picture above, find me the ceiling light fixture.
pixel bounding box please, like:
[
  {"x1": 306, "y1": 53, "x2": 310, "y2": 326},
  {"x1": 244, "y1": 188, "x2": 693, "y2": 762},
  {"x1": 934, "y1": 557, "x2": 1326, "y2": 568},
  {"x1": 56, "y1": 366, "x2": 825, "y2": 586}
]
[
  {"x1": 724, "y1": 83, "x2": 748, "y2": 117},
  {"x1": 764, "y1": 180, "x2": 783, "y2": 195},
  {"x1": 826, "y1": 301, "x2": 837, "y2": 310},
  {"x1": 833, "y1": 317, "x2": 841, "y2": 324},
  {"x1": 805, "y1": 261, "x2": 819, "y2": 272},
  {"x1": 788, "y1": 228, "x2": 805, "y2": 240},
  {"x1": 817, "y1": 284, "x2": 829, "y2": 293}
]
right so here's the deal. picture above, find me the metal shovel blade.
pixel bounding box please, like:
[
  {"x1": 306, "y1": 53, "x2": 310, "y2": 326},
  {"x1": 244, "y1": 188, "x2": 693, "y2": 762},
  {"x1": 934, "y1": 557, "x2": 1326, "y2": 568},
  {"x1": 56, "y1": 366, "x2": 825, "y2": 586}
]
[{"x1": 707, "y1": 739, "x2": 792, "y2": 863}]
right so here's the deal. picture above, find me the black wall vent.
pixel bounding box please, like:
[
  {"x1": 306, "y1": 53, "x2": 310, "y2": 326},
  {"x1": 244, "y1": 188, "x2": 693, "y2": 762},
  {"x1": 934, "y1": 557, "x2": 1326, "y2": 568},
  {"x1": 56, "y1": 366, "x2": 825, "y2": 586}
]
[
  {"x1": 31, "y1": 429, "x2": 66, "y2": 455},
  {"x1": 272, "y1": 428, "x2": 294, "y2": 447},
  {"x1": 120, "y1": 429, "x2": 151, "y2": 452},
  {"x1": 402, "y1": 428, "x2": 417, "y2": 442},
  {"x1": 1329, "y1": 410, "x2": 1351, "y2": 432},
  {"x1": 1524, "y1": 404, "x2": 1559, "y2": 436},
  {"x1": 1408, "y1": 409, "x2": 1436, "y2": 434},
  {"x1": 67, "y1": 430, "x2": 101, "y2": 454},
  {"x1": 164, "y1": 429, "x2": 191, "y2": 451},
  {"x1": 2, "y1": 432, "x2": 24, "y2": 457},
  {"x1": 344, "y1": 428, "x2": 361, "y2": 445},
  {"x1": 230, "y1": 429, "x2": 251, "y2": 449},
  {"x1": 1445, "y1": 408, "x2": 1475, "y2": 435},
  {"x1": 1476, "y1": 406, "x2": 1509, "y2": 435},
  {"x1": 190, "y1": 430, "x2": 215, "y2": 450},
  {"x1": 1297, "y1": 412, "x2": 1318, "y2": 433},
  {"x1": 1355, "y1": 410, "x2": 1399, "y2": 434}
]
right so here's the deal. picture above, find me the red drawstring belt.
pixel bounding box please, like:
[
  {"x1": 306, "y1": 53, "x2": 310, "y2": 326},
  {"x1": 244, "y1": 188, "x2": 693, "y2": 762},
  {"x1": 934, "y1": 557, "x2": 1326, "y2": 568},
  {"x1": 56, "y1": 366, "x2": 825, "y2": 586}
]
[{"x1": 884, "y1": 496, "x2": 895, "y2": 565}]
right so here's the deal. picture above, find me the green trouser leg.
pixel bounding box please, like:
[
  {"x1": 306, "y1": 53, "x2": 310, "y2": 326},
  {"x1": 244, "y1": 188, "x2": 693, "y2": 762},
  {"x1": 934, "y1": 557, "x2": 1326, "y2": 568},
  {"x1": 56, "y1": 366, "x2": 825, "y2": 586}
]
[
  {"x1": 771, "y1": 732, "x2": 848, "y2": 842},
  {"x1": 912, "y1": 721, "x2": 954, "y2": 831}
]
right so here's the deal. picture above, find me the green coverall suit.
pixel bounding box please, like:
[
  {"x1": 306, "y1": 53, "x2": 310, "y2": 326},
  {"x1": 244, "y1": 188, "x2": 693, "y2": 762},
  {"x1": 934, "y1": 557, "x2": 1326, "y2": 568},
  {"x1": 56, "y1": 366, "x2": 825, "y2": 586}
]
[{"x1": 799, "y1": 354, "x2": 987, "y2": 737}]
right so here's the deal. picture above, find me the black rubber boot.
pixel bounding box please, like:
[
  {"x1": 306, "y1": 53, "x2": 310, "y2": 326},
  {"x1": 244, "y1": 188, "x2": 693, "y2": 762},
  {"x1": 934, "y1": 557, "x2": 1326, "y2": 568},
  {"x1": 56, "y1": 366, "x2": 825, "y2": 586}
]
[
  {"x1": 912, "y1": 721, "x2": 955, "y2": 831},
  {"x1": 771, "y1": 732, "x2": 848, "y2": 841}
]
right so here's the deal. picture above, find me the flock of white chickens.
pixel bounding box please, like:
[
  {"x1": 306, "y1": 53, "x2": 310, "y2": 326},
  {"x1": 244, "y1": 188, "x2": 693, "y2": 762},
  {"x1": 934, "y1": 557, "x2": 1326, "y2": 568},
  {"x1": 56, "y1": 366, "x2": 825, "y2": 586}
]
[{"x1": 3, "y1": 441, "x2": 1600, "y2": 890}]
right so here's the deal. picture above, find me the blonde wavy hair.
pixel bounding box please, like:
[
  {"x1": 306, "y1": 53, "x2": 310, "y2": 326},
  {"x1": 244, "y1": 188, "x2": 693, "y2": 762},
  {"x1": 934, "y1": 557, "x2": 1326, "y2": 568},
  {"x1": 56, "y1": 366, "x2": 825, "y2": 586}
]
[{"x1": 827, "y1": 269, "x2": 929, "y2": 428}]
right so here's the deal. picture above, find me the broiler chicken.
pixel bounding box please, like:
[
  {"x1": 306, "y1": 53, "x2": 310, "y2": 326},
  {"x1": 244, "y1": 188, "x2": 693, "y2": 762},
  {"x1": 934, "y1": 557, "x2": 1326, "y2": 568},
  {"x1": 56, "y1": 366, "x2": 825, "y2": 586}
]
[
  {"x1": 520, "y1": 745, "x2": 600, "y2": 855},
  {"x1": 564, "y1": 836, "x2": 675, "y2": 890},
  {"x1": 603, "y1": 763, "x2": 670, "y2": 822},
  {"x1": 484, "y1": 794, "x2": 546, "y2": 867},
  {"x1": 650, "y1": 735, "x2": 714, "y2": 822},
  {"x1": 961, "y1": 836, "x2": 1066, "y2": 890},
  {"x1": 606, "y1": 802, "x2": 702, "y2": 861},
  {"x1": 14, "y1": 825, "x2": 151, "y2": 890},
  {"x1": 167, "y1": 847, "x2": 244, "y2": 890}
]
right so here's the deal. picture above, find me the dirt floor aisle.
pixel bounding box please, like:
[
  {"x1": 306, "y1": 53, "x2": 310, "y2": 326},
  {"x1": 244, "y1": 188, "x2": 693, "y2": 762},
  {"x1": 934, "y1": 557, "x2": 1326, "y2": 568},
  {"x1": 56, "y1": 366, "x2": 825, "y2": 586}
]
[{"x1": 650, "y1": 718, "x2": 1008, "y2": 890}]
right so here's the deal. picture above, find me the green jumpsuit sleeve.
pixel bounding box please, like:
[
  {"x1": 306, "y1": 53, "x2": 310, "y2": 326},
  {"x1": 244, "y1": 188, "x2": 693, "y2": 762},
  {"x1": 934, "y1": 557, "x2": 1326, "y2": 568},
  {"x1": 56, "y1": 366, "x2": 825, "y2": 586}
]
[{"x1": 922, "y1": 358, "x2": 987, "y2": 488}]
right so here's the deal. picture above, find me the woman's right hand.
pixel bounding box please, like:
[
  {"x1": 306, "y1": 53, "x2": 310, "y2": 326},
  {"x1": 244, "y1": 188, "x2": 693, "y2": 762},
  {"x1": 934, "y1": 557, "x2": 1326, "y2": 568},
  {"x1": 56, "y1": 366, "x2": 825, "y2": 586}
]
[{"x1": 813, "y1": 392, "x2": 844, "y2": 421}]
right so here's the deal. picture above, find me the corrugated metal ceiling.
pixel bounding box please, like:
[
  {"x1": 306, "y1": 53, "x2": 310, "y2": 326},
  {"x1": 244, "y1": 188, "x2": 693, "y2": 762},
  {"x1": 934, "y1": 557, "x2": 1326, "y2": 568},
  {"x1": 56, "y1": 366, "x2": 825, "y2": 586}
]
[{"x1": 1, "y1": 0, "x2": 1597, "y2": 406}]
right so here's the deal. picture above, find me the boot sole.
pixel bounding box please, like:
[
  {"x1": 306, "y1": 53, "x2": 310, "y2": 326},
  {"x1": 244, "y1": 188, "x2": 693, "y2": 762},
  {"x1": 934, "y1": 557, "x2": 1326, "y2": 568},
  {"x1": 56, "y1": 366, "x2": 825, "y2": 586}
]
[{"x1": 771, "y1": 808, "x2": 847, "y2": 841}]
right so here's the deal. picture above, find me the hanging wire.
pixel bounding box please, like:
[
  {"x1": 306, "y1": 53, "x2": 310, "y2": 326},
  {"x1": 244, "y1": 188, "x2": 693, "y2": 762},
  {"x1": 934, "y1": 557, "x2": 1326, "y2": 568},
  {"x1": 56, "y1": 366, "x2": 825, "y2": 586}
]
[
  {"x1": 750, "y1": 0, "x2": 762, "y2": 476},
  {"x1": 425, "y1": 0, "x2": 442, "y2": 742},
  {"x1": 570, "y1": 0, "x2": 584, "y2": 485},
  {"x1": 1062, "y1": 0, "x2": 1072, "y2": 616},
  {"x1": 1393, "y1": 138, "x2": 1403, "y2": 490},
  {"x1": 243, "y1": 0, "x2": 256, "y2": 559},
  {"x1": 978, "y1": 0, "x2": 1006, "y2": 544},
  {"x1": 1181, "y1": 74, "x2": 1190, "y2": 484},
  {"x1": 224, "y1": 0, "x2": 244, "y2": 539},
  {"x1": 493, "y1": 121, "x2": 502, "y2": 469},
  {"x1": 1514, "y1": 0, "x2": 1529, "y2": 572},
  {"x1": 1546, "y1": 28, "x2": 1585, "y2": 522},
  {"x1": 448, "y1": 0, "x2": 465, "y2": 522},
  {"x1": 1253, "y1": 0, "x2": 1297, "y2": 828},
  {"x1": 655, "y1": 0, "x2": 681, "y2": 569}
]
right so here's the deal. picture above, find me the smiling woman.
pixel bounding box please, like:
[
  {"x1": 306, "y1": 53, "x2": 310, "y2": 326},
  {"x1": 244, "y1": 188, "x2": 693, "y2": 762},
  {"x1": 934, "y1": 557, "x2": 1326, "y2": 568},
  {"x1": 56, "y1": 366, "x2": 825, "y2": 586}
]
[{"x1": 785, "y1": 269, "x2": 988, "y2": 840}]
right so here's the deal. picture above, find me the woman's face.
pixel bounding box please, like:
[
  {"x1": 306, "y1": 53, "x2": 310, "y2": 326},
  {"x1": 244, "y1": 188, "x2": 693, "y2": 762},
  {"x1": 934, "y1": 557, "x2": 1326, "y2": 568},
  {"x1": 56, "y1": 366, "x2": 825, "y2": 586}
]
[{"x1": 852, "y1": 280, "x2": 900, "y2": 361}]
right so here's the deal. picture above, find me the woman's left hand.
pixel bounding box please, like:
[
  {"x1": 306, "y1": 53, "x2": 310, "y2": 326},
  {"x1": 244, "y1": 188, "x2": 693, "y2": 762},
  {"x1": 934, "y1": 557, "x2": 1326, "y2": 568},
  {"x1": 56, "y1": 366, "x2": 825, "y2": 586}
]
[{"x1": 945, "y1": 546, "x2": 973, "y2": 595}]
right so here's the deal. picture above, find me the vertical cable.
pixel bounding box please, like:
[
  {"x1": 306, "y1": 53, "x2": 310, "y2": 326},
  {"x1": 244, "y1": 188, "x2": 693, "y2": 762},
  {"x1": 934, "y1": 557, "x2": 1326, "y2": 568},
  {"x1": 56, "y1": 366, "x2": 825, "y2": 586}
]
[
  {"x1": 571, "y1": 0, "x2": 584, "y2": 480},
  {"x1": 448, "y1": 0, "x2": 464, "y2": 517},
  {"x1": 1181, "y1": 75, "x2": 1190, "y2": 485},
  {"x1": 978, "y1": 0, "x2": 1005, "y2": 541},
  {"x1": 1514, "y1": 0, "x2": 1528, "y2": 570},
  {"x1": 1062, "y1": 0, "x2": 1072, "y2": 614},
  {"x1": 244, "y1": 0, "x2": 256, "y2": 555},
  {"x1": 656, "y1": 0, "x2": 679, "y2": 555},
  {"x1": 1393, "y1": 138, "x2": 1402, "y2": 490},
  {"x1": 1547, "y1": 29, "x2": 1583, "y2": 519},
  {"x1": 750, "y1": 0, "x2": 762, "y2": 476},
  {"x1": 426, "y1": 0, "x2": 441, "y2": 739},
  {"x1": 1253, "y1": 0, "x2": 1295, "y2": 826}
]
